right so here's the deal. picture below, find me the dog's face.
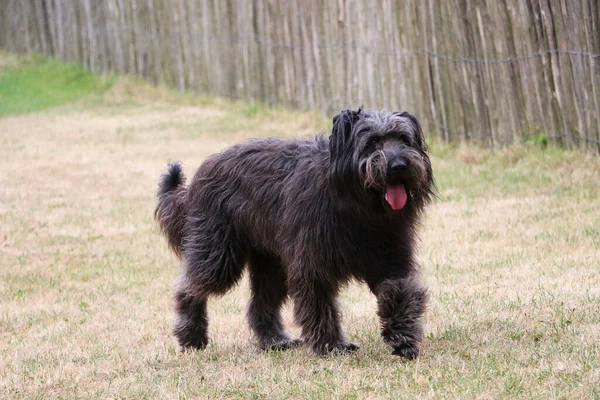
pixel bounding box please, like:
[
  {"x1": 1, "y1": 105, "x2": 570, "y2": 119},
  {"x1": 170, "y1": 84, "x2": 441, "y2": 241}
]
[{"x1": 329, "y1": 108, "x2": 434, "y2": 212}]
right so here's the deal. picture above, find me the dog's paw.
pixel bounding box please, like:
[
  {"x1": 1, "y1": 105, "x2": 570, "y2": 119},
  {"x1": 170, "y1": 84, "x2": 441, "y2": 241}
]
[
  {"x1": 265, "y1": 338, "x2": 303, "y2": 351},
  {"x1": 391, "y1": 343, "x2": 420, "y2": 360},
  {"x1": 174, "y1": 324, "x2": 209, "y2": 351},
  {"x1": 338, "y1": 342, "x2": 361, "y2": 352},
  {"x1": 318, "y1": 341, "x2": 360, "y2": 354}
]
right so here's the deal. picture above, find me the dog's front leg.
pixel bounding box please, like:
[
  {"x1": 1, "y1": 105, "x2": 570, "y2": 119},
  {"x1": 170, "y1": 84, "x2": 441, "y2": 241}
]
[
  {"x1": 375, "y1": 275, "x2": 428, "y2": 359},
  {"x1": 291, "y1": 279, "x2": 359, "y2": 355}
]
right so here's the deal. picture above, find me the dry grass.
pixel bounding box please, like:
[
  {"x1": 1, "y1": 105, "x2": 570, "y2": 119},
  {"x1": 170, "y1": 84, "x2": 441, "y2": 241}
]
[{"x1": 1, "y1": 80, "x2": 599, "y2": 399}]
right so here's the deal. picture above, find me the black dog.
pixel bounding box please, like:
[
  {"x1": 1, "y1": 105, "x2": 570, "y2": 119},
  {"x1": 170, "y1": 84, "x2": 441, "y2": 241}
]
[{"x1": 155, "y1": 108, "x2": 435, "y2": 358}]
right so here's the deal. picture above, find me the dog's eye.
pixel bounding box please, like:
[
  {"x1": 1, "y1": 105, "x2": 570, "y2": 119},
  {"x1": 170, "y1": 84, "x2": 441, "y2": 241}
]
[
  {"x1": 400, "y1": 136, "x2": 412, "y2": 146},
  {"x1": 393, "y1": 132, "x2": 412, "y2": 146},
  {"x1": 366, "y1": 137, "x2": 381, "y2": 147}
]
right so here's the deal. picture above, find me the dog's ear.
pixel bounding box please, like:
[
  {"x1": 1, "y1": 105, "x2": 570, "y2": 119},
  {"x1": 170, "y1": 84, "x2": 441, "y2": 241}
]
[
  {"x1": 394, "y1": 111, "x2": 428, "y2": 152},
  {"x1": 329, "y1": 107, "x2": 363, "y2": 194},
  {"x1": 330, "y1": 107, "x2": 363, "y2": 150}
]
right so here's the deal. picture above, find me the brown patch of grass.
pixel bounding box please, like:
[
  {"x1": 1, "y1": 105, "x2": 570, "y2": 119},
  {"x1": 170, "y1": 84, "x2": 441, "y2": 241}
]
[
  {"x1": 0, "y1": 51, "x2": 20, "y2": 68},
  {"x1": 456, "y1": 142, "x2": 487, "y2": 165},
  {"x1": 1, "y1": 82, "x2": 599, "y2": 398}
]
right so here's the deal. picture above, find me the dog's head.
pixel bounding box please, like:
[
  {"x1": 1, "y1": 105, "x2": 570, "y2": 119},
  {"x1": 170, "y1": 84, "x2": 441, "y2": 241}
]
[{"x1": 329, "y1": 108, "x2": 434, "y2": 213}]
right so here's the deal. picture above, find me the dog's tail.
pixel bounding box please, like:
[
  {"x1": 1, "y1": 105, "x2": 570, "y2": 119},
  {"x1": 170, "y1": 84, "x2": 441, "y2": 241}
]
[{"x1": 155, "y1": 162, "x2": 187, "y2": 258}]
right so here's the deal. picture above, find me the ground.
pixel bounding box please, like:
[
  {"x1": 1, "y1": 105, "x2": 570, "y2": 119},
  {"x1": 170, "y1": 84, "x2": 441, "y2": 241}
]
[{"x1": 1, "y1": 54, "x2": 599, "y2": 399}]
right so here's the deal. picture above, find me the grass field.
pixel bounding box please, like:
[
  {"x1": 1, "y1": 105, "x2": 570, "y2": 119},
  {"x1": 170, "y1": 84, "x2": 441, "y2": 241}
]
[{"x1": 1, "y1": 54, "x2": 599, "y2": 399}]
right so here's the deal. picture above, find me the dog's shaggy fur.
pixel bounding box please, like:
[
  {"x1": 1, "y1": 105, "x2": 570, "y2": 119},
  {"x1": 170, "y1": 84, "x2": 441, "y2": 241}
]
[{"x1": 155, "y1": 108, "x2": 435, "y2": 358}]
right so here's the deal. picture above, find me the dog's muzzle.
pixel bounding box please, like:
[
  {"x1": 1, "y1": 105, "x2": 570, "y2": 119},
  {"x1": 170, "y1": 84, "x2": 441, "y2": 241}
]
[
  {"x1": 362, "y1": 153, "x2": 412, "y2": 210},
  {"x1": 385, "y1": 159, "x2": 409, "y2": 210}
]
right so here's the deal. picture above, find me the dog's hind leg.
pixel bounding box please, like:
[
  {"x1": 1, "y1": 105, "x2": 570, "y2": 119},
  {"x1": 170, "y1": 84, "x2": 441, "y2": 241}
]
[
  {"x1": 374, "y1": 274, "x2": 428, "y2": 359},
  {"x1": 173, "y1": 218, "x2": 247, "y2": 350},
  {"x1": 246, "y1": 251, "x2": 300, "y2": 350},
  {"x1": 290, "y1": 277, "x2": 359, "y2": 355},
  {"x1": 173, "y1": 282, "x2": 209, "y2": 350}
]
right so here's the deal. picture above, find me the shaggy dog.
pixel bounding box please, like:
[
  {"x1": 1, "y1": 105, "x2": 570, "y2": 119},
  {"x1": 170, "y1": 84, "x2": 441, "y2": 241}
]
[{"x1": 155, "y1": 108, "x2": 435, "y2": 359}]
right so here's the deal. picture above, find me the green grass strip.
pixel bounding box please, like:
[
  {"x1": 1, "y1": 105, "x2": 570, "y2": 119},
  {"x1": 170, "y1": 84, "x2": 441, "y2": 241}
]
[{"x1": 0, "y1": 53, "x2": 112, "y2": 116}]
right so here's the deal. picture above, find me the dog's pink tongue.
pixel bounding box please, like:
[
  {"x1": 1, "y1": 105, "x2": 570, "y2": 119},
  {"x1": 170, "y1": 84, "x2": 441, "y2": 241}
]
[{"x1": 385, "y1": 184, "x2": 407, "y2": 210}]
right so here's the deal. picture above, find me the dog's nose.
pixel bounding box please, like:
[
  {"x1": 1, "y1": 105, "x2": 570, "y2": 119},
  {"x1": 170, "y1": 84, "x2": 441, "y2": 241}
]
[{"x1": 390, "y1": 160, "x2": 407, "y2": 173}]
